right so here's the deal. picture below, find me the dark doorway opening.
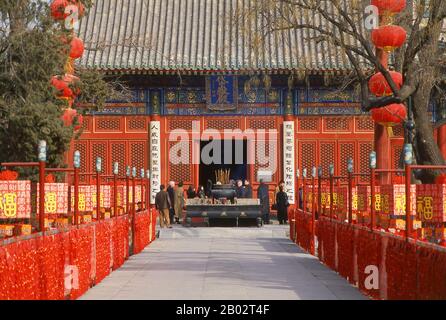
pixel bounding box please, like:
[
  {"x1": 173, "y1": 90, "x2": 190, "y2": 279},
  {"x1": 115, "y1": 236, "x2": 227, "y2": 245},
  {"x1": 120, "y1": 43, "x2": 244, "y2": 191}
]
[{"x1": 199, "y1": 139, "x2": 248, "y2": 187}]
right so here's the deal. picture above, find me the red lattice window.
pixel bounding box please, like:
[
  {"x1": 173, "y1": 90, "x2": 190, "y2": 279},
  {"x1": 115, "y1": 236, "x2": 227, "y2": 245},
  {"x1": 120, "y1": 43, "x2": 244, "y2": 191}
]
[
  {"x1": 74, "y1": 141, "x2": 88, "y2": 183},
  {"x1": 299, "y1": 142, "x2": 316, "y2": 171},
  {"x1": 359, "y1": 142, "x2": 373, "y2": 182},
  {"x1": 130, "y1": 142, "x2": 146, "y2": 171},
  {"x1": 168, "y1": 141, "x2": 192, "y2": 183},
  {"x1": 392, "y1": 125, "x2": 404, "y2": 137},
  {"x1": 254, "y1": 141, "x2": 278, "y2": 182},
  {"x1": 82, "y1": 116, "x2": 91, "y2": 132},
  {"x1": 91, "y1": 142, "x2": 108, "y2": 174},
  {"x1": 111, "y1": 142, "x2": 126, "y2": 175},
  {"x1": 339, "y1": 142, "x2": 355, "y2": 177},
  {"x1": 392, "y1": 144, "x2": 403, "y2": 169},
  {"x1": 356, "y1": 117, "x2": 374, "y2": 132},
  {"x1": 320, "y1": 142, "x2": 335, "y2": 176},
  {"x1": 168, "y1": 118, "x2": 195, "y2": 131},
  {"x1": 324, "y1": 117, "x2": 350, "y2": 132},
  {"x1": 248, "y1": 118, "x2": 277, "y2": 130},
  {"x1": 206, "y1": 118, "x2": 241, "y2": 131},
  {"x1": 298, "y1": 118, "x2": 319, "y2": 132},
  {"x1": 95, "y1": 117, "x2": 122, "y2": 131},
  {"x1": 127, "y1": 117, "x2": 147, "y2": 131}
]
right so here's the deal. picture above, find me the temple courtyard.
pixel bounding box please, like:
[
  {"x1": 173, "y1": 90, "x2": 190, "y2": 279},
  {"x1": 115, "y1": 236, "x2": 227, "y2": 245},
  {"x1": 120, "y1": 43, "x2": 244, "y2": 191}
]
[{"x1": 80, "y1": 225, "x2": 366, "y2": 300}]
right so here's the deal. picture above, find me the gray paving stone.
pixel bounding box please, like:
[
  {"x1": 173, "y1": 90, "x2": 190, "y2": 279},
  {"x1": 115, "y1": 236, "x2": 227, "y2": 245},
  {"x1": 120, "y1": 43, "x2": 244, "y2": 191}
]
[{"x1": 79, "y1": 225, "x2": 366, "y2": 300}]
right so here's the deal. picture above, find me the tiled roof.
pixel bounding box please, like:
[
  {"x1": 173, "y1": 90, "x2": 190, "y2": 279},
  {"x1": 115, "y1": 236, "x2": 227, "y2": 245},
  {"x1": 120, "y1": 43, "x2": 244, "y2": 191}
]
[{"x1": 77, "y1": 0, "x2": 360, "y2": 73}]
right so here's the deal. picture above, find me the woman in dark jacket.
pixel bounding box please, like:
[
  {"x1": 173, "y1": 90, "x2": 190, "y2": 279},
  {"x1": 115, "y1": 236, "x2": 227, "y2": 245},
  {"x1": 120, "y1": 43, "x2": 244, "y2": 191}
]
[
  {"x1": 187, "y1": 186, "x2": 197, "y2": 199},
  {"x1": 276, "y1": 185, "x2": 289, "y2": 225}
]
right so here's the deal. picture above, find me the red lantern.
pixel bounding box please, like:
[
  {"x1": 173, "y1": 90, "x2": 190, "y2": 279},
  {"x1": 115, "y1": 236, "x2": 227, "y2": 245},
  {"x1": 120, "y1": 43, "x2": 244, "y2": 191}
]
[
  {"x1": 69, "y1": 37, "x2": 85, "y2": 59},
  {"x1": 0, "y1": 170, "x2": 19, "y2": 181},
  {"x1": 369, "y1": 71, "x2": 403, "y2": 96},
  {"x1": 45, "y1": 174, "x2": 56, "y2": 183},
  {"x1": 61, "y1": 108, "x2": 83, "y2": 130},
  {"x1": 372, "y1": 25, "x2": 407, "y2": 52},
  {"x1": 371, "y1": 0, "x2": 406, "y2": 16},
  {"x1": 371, "y1": 103, "x2": 407, "y2": 126},
  {"x1": 51, "y1": 74, "x2": 80, "y2": 99},
  {"x1": 51, "y1": 0, "x2": 85, "y2": 21}
]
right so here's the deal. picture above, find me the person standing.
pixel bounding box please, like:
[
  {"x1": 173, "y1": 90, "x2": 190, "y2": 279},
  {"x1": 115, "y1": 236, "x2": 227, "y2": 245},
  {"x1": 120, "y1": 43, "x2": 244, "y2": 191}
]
[
  {"x1": 257, "y1": 179, "x2": 270, "y2": 224},
  {"x1": 187, "y1": 185, "x2": 196, "y2": 199},
  {"x1": 243, "y1": 180, "x2": 253, "y2": 198},
  {"x1": 205, "y1": 179, "x2": 213, "y2": 198},
  {"x1": 276, "y1": 185, "x2": 289, "y2": 225},
  {"x1": 174, "y1": 182, "x2": 185, "y2": 224},
  {"x1": 167, "y1": 181, "x2": 176, "y2": 223},
  {"x1": 155, "y1": 185, "x2": 171, "y2": 228},
  {"x1": 235, "y1": 180, "x2": 244, "y2": 198},
  {"x1": 197, "y1": 185, "x2": 205, "y2": 199}
]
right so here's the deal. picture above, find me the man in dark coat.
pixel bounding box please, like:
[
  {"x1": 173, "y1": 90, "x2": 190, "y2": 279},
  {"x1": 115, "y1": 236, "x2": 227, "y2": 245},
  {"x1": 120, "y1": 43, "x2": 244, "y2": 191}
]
[
  {"x1": 235, "y1": 180, "x2": 244, "y2": 198},
  {"x1": 243, "y1": 180, "x2": 253, "y2": 198},
  {"x1": 155, "y1": 185, "x2": 172, "y2": 228},
  {"x1": 257, "y1": 179, "x2": 270, "y2": 224},
  {"x1": 167, "y1": 181, "x2": 176, "y2": 223}
]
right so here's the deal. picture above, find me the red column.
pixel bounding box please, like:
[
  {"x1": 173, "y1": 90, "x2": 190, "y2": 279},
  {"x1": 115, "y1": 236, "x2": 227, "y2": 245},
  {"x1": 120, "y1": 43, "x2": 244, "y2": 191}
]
[{"x1": 437, "y1": 125, "x2": 446, "y2": 160}]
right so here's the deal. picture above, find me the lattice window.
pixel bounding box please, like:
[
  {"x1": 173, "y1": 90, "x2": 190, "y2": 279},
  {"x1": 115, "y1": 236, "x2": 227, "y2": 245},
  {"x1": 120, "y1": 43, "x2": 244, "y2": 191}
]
[
  {"x1": 95, "y1": 118, "x2": 121, "y2": 131},
  {"x1": 254, "y1": 141, "x2": 278, "y2": 182},
  {"x1": 130, "y1": 142, "x2": 146, "y2": 171},
  {"x1": 320, "y1": 142, "x2": 335, "y2": 176},
  {"x1": 392, "y1": 125, "x2": 404, "y2": 137},
  {"x1": 111, "y1": 143, "x2": 126, "y2": 175},
  {"x1": 324, "y1": 117, "x2": 350, "y2": 131},
  {"x1": 74, "y1": 141, "x2": 88, "y2": 183},
  {"x1": 356, "y1": 117, "x2": 374, "y2": 132},
  {"x1": 82, "y1": 117, "x2": 91, "y2": 132},
  {"x1": 127, "y1": 117, "x2": 147, "y2": 131},
  {"x1": 248, "y1": 118, "x2": 276, "y2": 130},
  {"x1": 92, "y1": 142, "x2": 108, "y2": 174},
  {"x1": 206, "y1": 118, "x2": 241, "y2": 130},
  {"x1": 299, "y1": 118, "x2": 319, "y2": 132},
  {"x1": 339, "y1": 143, "x2": 355, "y2": 177},
  {"x1": 359, "y1": 142, "x2": 373, "y2": 182},
  {"x1": 392, "y1": 144, "x2": 403, "y2": 169},
  {"x1": 168, "y1": 118, "x2": 195, "y2": 131},
  {"x1": 168, "y1": 141, "x2": 192, "y2": 183},
  {"x1": 299, "y1": 142, "x2": 316, "y2": 171}
]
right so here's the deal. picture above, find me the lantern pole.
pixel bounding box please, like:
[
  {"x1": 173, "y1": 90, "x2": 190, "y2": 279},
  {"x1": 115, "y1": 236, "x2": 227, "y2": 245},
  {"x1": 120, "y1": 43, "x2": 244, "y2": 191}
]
[
  {"x1": 311, "y1": 167, "x2": 316, "y2": 255},
  {"x1": 146, "y1": 169, "x2": 151, "y2": 211},
  {"x1": 302, "y1": 168, "x2": 307, "y2": 213},
  {"x1": 126, "y1": 166, "x2": 130, "y2": 215},
  {"x1": 38, "y1": 141, "x2": 47, "y2": 234},
  {"x1": 73, "y1": 151, "x2": 81, "y2": 225},
  {"x1": 329, "y1": 164, "x2": 334, "y2": 221},
  {"x1": 318, "y1": 167, "x2": 322, "y2": 218},
  {"x1": 95, "y1": 157, "x2": 102, "y2": 220},
  {"x1": 404, "y1": 144, "x2": 413, "y2": 242},
  {"x1": 140, "y1": 169, "x2": 145, "y2": 210},
  {"x1": 113, "y1": 162, "x2": 119, "y2": 218},
  {"x1": 347, "y1": 158, "x2": 354, "y2": 224},
  {"x1": 132, "y1": 167, "x2": 137, "y2": 252},
  {"x1": 370, "y1": 152, "x2": 377, "y2": 231}
]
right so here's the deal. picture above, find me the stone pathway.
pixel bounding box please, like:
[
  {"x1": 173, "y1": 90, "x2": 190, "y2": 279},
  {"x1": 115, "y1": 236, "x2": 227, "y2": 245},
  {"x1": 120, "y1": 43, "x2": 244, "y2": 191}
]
[{"x1": 80, "y1": 225, "x2": 366, "y2": 300}]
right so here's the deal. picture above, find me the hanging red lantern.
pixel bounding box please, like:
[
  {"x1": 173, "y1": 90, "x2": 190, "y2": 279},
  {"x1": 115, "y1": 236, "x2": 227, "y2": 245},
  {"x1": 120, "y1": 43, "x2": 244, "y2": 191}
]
[
  {"x1": 69, "y1": 37, "x2": 85, "y2": 59},
  {"x1": 371, "y1": 103, "x2": 407, "y2": 126},
  {"x1": 369, "y1": 71, "x2": 403, "y2": 96},
  {"x1": 61, "y1": 108, "x2": 83, "y2": 130},
  {"x1": 371, "y1": 0, "x2": 406, "y2": 16},
  {"x1": 51, "y1": 0, "x2": 85, "y2": 21},
  {"x1": 435, "y1": 175, "x2": 446, "y2": 185},
  {"x1": 51, "y1": 74, "x2": 80, "y2": 99},
  {"x1": 372, "y1": 25, "x2": 407, "y2": 52}
]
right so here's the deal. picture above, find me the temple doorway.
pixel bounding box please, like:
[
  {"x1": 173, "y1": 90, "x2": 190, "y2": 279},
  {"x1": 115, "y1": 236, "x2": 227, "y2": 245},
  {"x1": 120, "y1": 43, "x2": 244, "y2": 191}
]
[{"x1": 199, "y1": 139, "x2": 248, "y2": 187}]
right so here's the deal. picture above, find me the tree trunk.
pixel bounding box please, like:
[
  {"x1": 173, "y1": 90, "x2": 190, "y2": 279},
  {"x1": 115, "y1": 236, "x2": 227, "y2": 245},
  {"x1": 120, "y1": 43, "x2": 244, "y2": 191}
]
[{"x1": 412, "y1": 78, "x2": 445, "y2": 183}]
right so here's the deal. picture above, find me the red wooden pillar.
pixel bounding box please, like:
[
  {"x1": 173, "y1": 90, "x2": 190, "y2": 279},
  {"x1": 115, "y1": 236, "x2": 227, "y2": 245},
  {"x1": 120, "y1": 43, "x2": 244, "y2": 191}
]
[{"x1": 437, "y1": 124, "x2": 446, "y2": 160}]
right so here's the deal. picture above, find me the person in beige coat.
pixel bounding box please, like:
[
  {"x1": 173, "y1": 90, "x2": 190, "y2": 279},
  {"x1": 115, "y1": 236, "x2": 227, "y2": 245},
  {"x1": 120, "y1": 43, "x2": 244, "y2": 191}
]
[{"x1": 174, "y1": 182, "x2": 185, "y2": 224}]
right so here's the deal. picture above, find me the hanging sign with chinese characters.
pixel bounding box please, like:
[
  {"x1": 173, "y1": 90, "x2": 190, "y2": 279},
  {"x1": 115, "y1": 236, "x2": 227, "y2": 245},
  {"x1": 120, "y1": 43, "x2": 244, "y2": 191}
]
[
  {"x1": 37, "y1": 183, "x2": 69, "y2": 215},
  {"x1": 90, "y1": 185, "x2": 112, "y2": 208},
  {"x1": 150, "y1": 121, "x2": 161, "y2": 204},
  {"x1": 70, "y1": 185, "x2": 93, "y2": 212},
  {"x1": 0, "y1": 181, "x2": 31, "y2": 219},
  {"x1": 283, "y1": 121, "x2": 295, "y2": 204}
]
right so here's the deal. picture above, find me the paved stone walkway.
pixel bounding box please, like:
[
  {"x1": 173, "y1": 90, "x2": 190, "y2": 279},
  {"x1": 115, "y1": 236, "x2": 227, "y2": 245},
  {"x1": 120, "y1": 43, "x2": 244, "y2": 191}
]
[{"x1": 80, "y1": 225, "x2": 366, "y2": 300}]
